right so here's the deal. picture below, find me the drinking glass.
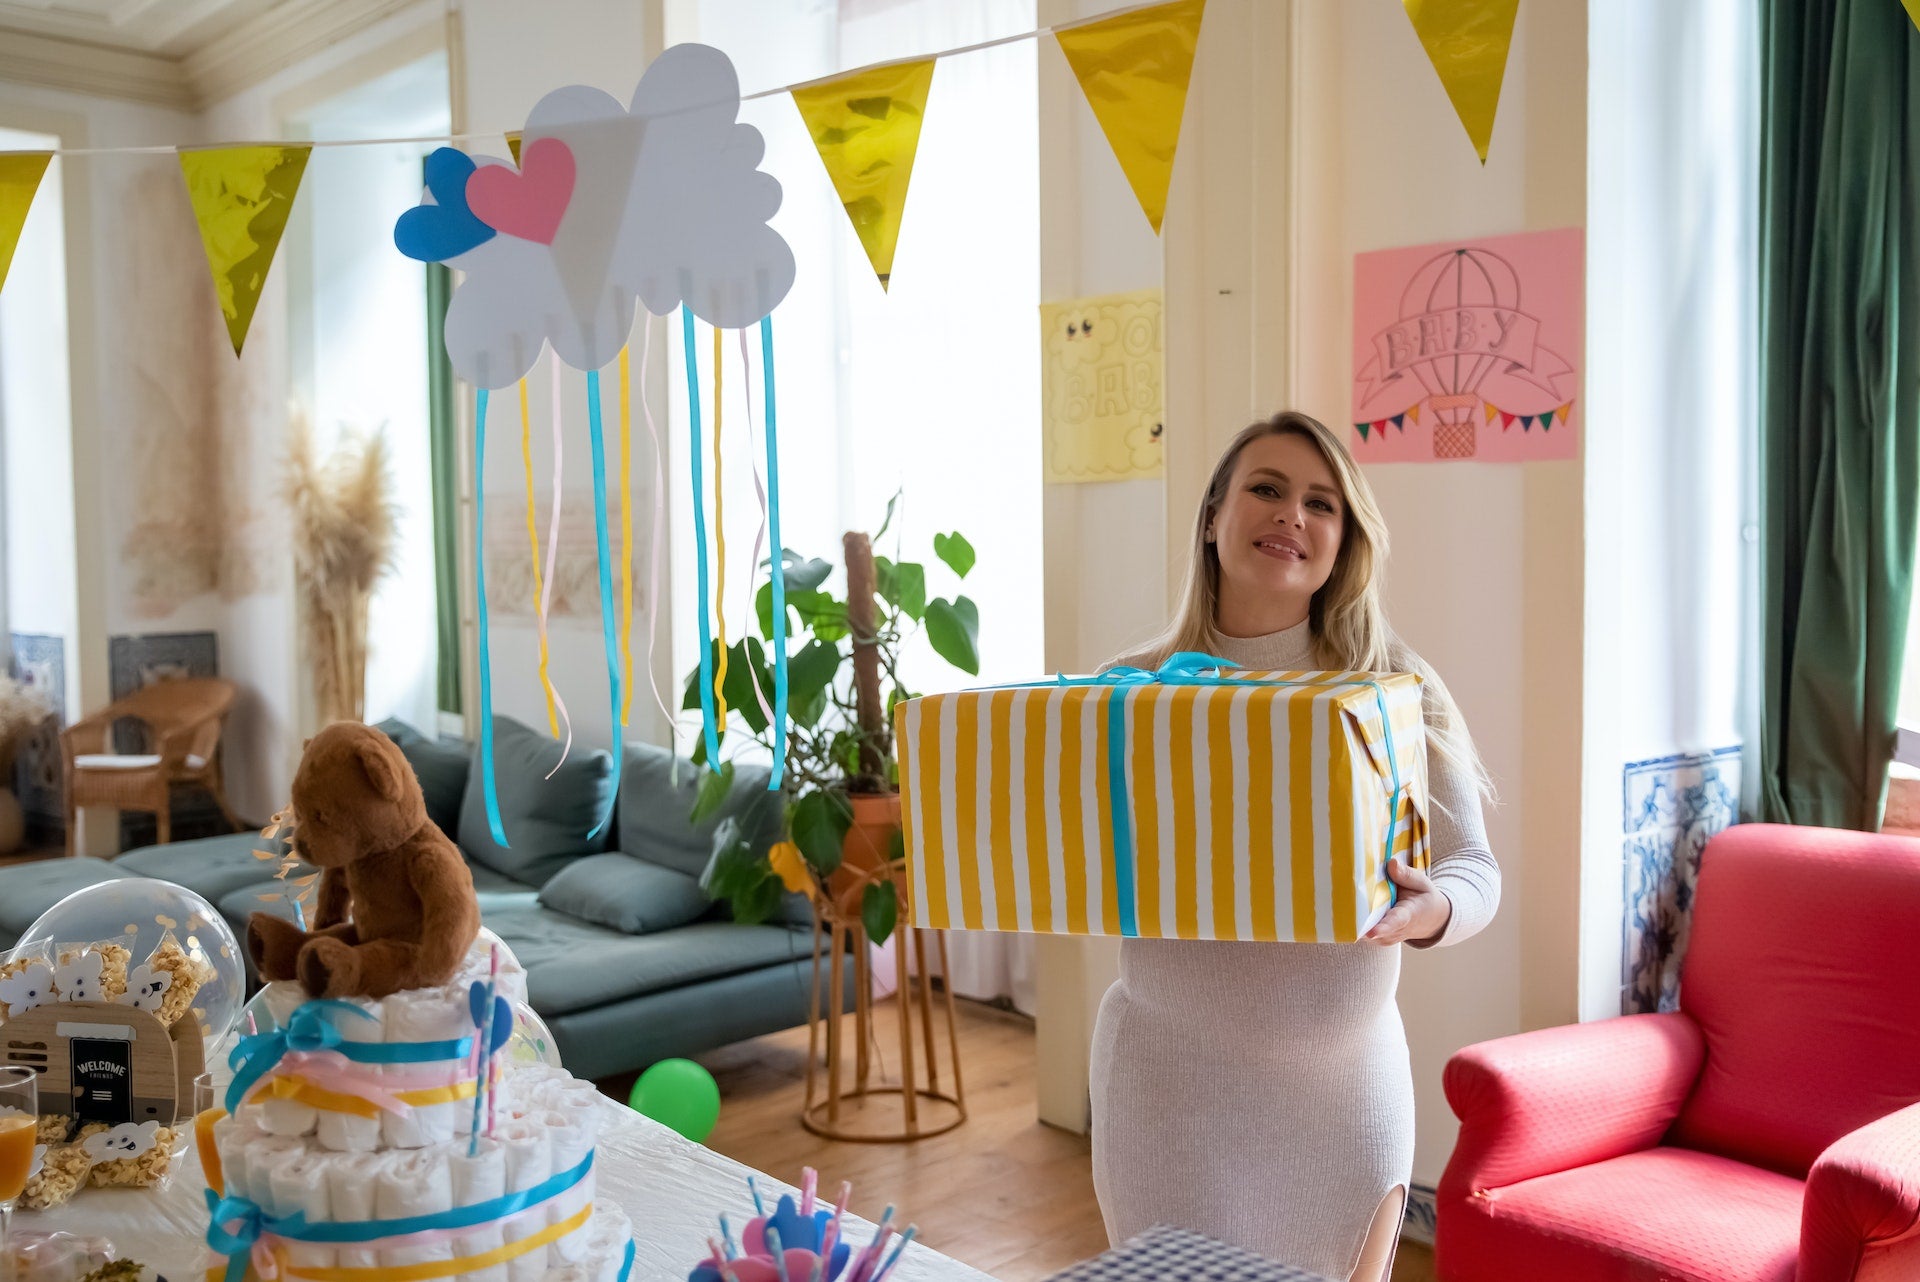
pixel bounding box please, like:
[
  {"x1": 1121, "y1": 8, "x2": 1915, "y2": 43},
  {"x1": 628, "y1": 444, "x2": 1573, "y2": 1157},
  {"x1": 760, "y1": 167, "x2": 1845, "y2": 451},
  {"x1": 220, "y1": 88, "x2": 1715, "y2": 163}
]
[
  {"x1": 190, "y1": 1072, "x2": 226, "y2": 1194},
  {"x1": 0, "y1": 1066, "x2": 40, "y2": 1282}
]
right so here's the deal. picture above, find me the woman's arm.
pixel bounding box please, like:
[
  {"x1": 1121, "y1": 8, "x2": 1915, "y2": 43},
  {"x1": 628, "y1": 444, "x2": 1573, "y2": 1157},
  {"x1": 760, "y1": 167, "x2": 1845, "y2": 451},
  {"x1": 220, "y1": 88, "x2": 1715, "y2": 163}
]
[{"x1": 1406, "y1": 748, "x2": 1501, "y2": 948}]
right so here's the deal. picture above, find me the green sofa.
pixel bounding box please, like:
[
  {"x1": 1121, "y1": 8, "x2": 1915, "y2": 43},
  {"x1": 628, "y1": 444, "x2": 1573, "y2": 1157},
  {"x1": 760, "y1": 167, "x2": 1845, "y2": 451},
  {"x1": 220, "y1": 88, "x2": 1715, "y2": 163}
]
[{"x1": 0, "y1": 718, "x2": 845, "y2": 1082}]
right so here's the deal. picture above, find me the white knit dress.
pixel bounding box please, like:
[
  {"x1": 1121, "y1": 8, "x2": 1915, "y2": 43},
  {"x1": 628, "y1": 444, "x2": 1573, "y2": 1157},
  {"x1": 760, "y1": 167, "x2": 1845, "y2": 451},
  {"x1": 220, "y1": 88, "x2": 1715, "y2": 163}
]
[{"x1": 1089, "y1": 621, "x2": 1501, "y2": 1279}]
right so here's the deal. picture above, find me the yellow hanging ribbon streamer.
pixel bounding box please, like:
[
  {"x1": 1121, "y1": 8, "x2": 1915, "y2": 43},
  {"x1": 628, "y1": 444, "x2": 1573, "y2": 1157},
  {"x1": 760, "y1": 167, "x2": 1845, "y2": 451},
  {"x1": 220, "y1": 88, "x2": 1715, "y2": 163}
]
[
  {"x1": 619, "y1": 345, "x2": 635, "y2": 726},
  {"x1": 208, "y1": 1204, "x2": 594, "y2": 1282},
  {"x1": 520, "y1": 379, "x2": 559, "y2": 736},
  {"x1": 262, "y1": 1074, "x2": 476, "y2": 1118},
  {"x1": 712, "y1": 326, "x2": 728, "y2": 729}
]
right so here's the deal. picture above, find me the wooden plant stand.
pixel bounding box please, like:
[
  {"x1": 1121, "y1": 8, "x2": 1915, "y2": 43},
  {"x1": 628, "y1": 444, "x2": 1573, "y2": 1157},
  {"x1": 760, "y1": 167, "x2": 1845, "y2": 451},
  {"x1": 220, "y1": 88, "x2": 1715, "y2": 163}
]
[{"x1": 801, "y1": 868, "x2": 966, "y2": 1143}]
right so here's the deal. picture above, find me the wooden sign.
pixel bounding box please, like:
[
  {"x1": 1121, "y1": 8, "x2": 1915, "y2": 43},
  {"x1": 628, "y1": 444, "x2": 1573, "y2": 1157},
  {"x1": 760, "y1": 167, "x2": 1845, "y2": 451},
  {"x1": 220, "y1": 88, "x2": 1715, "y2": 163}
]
[{"x1": 1, "y1": 1001, "x2": 205, "y2": 1125}]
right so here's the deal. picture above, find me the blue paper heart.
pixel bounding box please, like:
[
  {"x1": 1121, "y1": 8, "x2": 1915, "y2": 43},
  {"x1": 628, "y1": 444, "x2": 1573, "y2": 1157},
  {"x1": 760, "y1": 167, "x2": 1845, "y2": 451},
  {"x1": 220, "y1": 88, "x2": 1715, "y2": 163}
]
[
  {"x1": 394, "y1": 147, "x2": 496, "y2": 263},
  {"x1": 468, "y1": 982, "x2": 513, "y2": 1055}
]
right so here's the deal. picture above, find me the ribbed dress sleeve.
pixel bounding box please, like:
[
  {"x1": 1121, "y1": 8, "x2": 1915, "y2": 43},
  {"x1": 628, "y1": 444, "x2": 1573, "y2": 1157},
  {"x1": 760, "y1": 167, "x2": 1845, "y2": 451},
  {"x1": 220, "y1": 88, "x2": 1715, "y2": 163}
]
[{"x1": 1407, "y1": 746, "x2": 1500, "y2": 949}]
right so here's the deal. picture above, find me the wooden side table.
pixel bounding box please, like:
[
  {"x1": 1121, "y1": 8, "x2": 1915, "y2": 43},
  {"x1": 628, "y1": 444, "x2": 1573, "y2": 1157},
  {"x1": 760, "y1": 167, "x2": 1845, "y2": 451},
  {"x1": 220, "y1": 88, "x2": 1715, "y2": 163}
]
[{"x1": 802, "y1": 864, "x2": 966, "y2": 1142}]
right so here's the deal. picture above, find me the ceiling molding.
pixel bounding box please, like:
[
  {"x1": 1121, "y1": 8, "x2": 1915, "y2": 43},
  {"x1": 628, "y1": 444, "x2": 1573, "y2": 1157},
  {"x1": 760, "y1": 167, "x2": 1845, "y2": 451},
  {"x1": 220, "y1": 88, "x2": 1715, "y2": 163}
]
[
  {"x1": 183, "y1": 0, "x2": 432, "y2": 107},
  {"x1": 0, "y1": 28, "x2": 194, "y2": 112}
]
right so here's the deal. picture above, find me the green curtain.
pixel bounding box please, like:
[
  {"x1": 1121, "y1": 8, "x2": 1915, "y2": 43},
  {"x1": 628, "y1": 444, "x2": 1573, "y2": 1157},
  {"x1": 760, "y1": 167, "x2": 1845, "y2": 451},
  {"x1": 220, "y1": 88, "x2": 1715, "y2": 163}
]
[
  {"x1": 1759, "y1": 0, "x2": 1920, "y2": 829},
  {"x1": 426, "y1": 259, "x2": 463, "y2": 719}
]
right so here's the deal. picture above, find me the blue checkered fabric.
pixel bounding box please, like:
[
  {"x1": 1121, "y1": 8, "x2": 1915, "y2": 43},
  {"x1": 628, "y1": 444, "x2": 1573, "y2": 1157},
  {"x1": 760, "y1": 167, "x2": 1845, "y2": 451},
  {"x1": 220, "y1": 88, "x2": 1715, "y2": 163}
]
[{"x1": 1042, "y1": 1226, "x2": 1340, "y2": 1282}]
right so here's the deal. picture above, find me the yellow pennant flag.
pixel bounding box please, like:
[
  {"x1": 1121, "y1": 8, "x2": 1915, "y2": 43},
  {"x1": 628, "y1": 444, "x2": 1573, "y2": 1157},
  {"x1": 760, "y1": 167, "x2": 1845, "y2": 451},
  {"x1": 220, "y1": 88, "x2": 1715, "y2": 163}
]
[
  {"x1": 0, "y1": 152, "x2": 52, "y2": 294},
  {"x1": 1403, "y1": 0, "x2": 1521, "y2": 164},
  {"x1": 791, "y1": 59, "x2": 937, "y2": 290},
  {"x1": 1907, "y1": 0, "x2": 1919, "y2": 32},
  {"x1": 1054, "y1": 0, "x2": 1206, "y2": 235},
  {"x1": 505, "y1": 131, "x2": 523, "y2": 165},
  {"x1": 179, "y1": 144, "x2": 311, "y2": 355}
]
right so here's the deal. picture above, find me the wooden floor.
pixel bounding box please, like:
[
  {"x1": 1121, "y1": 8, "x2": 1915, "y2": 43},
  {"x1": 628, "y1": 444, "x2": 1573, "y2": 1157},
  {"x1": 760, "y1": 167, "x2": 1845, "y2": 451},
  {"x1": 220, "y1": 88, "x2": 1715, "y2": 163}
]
[{"x1": 602, "y1": 993, "x2": 1437, "y2": 1282}]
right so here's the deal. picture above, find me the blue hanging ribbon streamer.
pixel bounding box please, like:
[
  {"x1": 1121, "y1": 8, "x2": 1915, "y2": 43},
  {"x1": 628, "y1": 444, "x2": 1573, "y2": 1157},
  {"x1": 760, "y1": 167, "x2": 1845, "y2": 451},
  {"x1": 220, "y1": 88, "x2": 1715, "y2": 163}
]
[
  {"x1": 206, "y1": 1152, "x2": 597, "y2": 1282},
  {"x1": 225, "y1": 999, "x2": 474, "y2": 1113},
  {"x1": 684, "y1": 306, "x2": 721, "y2": 770},
  {"x1": 585, "y1": 368, "x2": 623, "y2": 838},
  {"x1": 761, "y1": 315, "x2": 787, "y2": 790},
  {"x1": 475, "y1": 387, "x2": 509, "y2": 847},
  {"x1": 1034, "y1": 653, "x2": 1406, "y2": 938}
]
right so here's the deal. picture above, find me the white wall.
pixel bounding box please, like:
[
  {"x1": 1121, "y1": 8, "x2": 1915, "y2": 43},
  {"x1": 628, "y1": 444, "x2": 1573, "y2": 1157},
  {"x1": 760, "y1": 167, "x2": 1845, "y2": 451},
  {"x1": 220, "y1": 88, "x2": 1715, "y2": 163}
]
[{"x1": 1581, "y1": 0, "x2": 1758, "y2": 1019}]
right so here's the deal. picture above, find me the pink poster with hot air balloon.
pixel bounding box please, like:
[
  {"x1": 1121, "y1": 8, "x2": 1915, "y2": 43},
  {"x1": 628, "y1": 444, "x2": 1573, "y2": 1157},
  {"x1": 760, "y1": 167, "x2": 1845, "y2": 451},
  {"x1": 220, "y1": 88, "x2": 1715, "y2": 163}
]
[{"x1": 1350, "y1": 228, "x2": 1583, "y2": 463}]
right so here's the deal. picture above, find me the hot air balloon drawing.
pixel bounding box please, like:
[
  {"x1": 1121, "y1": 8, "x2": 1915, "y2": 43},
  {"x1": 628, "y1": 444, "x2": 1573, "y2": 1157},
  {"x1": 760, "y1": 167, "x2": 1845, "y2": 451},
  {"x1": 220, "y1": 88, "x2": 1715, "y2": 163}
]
[{"x1": 1351, "y1": 230, "x2": 1582, "y2": 464}]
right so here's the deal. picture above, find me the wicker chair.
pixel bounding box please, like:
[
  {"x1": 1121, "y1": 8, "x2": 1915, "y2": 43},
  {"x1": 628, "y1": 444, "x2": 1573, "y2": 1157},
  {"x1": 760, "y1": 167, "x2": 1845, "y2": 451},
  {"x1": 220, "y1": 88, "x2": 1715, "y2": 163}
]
[{"x1": 59, "y1": 677, "x2": 244, "y2": 857}]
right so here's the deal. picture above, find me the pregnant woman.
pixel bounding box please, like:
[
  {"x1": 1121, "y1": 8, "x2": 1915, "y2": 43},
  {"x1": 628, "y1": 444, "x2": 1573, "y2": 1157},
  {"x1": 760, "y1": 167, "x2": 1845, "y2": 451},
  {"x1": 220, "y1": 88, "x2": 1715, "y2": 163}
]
[{"x1": 1090, "y1": 411, "x2": 1502, "y2": 1282}]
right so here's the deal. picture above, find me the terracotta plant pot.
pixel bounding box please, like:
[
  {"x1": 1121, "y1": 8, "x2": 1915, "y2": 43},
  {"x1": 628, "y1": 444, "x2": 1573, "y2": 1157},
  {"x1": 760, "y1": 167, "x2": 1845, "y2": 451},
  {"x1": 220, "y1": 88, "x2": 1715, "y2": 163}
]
[{"x1": 831, "y1": 791, "x2": 901, "y2": 919}]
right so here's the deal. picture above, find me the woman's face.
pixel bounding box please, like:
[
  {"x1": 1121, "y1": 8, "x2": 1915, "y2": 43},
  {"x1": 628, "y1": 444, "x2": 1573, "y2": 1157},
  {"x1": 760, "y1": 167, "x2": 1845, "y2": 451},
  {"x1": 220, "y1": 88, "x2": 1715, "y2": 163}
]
[{"x1": 1208, "y1": 431, "x2": 1346, "y2": 622}]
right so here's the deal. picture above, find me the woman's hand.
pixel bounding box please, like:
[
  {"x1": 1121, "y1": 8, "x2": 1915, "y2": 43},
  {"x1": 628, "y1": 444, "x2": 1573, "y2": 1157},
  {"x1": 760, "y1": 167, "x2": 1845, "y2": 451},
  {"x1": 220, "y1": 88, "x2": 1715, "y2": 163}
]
[{"x1": 1362, "y1": 859, "x2": 1452, "y2": 946}]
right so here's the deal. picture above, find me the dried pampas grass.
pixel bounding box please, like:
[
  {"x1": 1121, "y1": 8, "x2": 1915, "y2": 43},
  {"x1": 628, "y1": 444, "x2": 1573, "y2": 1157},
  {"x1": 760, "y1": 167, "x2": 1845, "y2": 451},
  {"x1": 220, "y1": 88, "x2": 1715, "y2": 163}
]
[
  {"x1": 0, "y1": 674, "x2": 50, "y2": 772},
  {"x1": 283, "y1": 411, "x2": 397, "y2": 724}
]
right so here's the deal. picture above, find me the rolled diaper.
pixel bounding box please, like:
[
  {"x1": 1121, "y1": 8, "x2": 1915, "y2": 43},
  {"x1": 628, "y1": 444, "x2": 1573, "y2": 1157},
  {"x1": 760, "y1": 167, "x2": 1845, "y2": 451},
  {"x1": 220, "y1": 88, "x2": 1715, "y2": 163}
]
[
  {"x1": 382, "y1": 986, "x2": 473, "y2": 1148},
  {"x1": 324, "y1": 1149, "x2": 387, "y2": 1271},
  {"x1": 267, "y1": 1149, "x2": 338, "y2": 1271},
  {"x1": 376, "y1": 1148, "x2": 456, "y2": 1270},
  {"x1": 543, "y1": 1110, "x2": 595, "y2": 1264},
  {"x1": 449, "y1": 1137, "x2": 509, "y2": 1282},
  {"x1": 255, "y1": 1093, "x2": 317, "y2": 1138},
  {"x1": 495, "y1": 1119, "x2": 554, "y2": 1282},
  {"x1": 315, "y1": 996, "x2": 385, "y2": 1152},
  {"x1": 234, "y1": 1131, "x2": 305, "y2": 1206},
  {"x1": 581, "y1": 1205, "x2": 634, "y2": 1282}
]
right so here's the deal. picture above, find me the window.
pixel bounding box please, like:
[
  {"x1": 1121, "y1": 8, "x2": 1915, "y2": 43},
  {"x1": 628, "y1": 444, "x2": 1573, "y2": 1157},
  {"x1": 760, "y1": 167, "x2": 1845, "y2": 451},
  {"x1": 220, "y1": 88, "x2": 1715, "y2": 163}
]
[{"x1": 668, "y1": 0, "x2": 1043, "y2": 752}]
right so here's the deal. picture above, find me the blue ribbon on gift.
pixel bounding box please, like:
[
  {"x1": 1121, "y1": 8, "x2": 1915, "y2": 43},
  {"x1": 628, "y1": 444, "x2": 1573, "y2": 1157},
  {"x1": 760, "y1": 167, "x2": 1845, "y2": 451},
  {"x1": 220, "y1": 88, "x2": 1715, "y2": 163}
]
[
  {"x1": 226, "y1": 999, "x2": 476, "y2": 1113},
  {"x1": 205, "y1": 1151, "x2": 597, "y2": 1282},
  {"x1": 1045, "y1": 652, "x2": 1406, "y2": 939}
]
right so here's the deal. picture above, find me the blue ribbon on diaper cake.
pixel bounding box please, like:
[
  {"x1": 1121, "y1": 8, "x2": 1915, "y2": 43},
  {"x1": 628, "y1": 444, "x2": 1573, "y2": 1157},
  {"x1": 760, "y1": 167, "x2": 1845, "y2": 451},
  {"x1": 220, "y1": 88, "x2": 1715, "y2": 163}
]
[
  {"x1": 206, "y1": 1151, "x2": 597, "y2": 1282},
  {"x1": 1035, "y1": 652, "x2": 1405, "y2": 938},
  {"x1": 226, "y1": 999, "x2": 477, "y2": 1113}
]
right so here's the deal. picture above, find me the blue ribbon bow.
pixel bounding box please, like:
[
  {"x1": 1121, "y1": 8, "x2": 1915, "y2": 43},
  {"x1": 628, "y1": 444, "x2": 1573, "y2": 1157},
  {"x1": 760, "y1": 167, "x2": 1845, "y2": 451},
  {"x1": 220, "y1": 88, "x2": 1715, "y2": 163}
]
[{"x1": 1046, "y1": 652, "x2": 1406, "y2": 938}]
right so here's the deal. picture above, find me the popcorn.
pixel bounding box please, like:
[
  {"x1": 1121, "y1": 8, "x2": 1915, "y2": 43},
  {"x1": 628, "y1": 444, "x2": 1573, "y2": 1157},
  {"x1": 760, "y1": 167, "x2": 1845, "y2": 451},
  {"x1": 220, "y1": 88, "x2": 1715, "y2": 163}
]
[
  {"x1": 148, "y1": 936, "x2": 211, "y2": 1029},
  {"x1": 78, "y1": 1121, "x2": 177, "y2": 1188},
  {"x1": 21, "y1": 1143, "x2": 91, "y2": 1209}
]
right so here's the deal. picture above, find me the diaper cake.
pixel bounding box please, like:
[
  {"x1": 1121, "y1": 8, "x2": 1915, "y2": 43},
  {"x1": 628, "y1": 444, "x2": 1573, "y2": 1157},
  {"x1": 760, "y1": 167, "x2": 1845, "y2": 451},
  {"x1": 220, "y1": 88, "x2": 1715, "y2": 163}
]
[{"x1": 202, "y1": 722, "x2": 636, "y2": 1282}]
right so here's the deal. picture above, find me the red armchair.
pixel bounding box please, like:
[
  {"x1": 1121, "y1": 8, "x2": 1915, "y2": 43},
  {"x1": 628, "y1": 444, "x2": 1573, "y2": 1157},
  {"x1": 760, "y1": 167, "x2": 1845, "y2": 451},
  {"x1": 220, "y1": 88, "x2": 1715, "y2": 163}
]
[{"x1": 1437, "y1": 823, "x2": 1920, "y2": 1282}]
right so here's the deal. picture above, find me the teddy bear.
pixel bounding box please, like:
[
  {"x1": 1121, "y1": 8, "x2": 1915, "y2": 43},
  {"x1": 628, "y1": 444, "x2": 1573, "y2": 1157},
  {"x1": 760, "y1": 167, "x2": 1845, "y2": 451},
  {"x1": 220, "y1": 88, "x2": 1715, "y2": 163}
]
[{"x1": 247, "y1": 721, "x2": 480, "y2": 1000}]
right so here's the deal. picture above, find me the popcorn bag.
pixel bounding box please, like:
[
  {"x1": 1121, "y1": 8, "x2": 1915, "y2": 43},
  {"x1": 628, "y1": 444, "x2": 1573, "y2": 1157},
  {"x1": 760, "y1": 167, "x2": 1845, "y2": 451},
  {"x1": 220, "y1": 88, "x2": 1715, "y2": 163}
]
[{"x1": 896, "y1": 656, "x2": 1431, "y2": 944}]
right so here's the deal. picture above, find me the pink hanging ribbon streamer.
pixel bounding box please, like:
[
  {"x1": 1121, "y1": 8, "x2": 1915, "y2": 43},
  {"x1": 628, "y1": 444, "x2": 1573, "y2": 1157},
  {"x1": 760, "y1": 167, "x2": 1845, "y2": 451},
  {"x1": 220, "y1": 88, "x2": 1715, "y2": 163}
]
[{"x1": 637, "y1": 319, "x2": 678, "y2": 734}]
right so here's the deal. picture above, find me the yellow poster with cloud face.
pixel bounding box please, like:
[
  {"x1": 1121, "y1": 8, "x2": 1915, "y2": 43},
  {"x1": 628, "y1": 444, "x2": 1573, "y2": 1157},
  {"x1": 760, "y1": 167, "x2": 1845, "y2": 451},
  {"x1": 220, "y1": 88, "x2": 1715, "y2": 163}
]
[{"x1": 1041, "y1": 289, "x2": 1163, "y2": 484}]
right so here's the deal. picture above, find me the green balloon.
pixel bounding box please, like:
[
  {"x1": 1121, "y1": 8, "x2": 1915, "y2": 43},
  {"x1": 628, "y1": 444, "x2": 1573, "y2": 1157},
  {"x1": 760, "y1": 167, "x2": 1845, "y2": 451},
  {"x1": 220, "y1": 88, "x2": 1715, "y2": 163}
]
[{"x1": 628, "y1": 1058, "x2": 721, "y2": 1142}]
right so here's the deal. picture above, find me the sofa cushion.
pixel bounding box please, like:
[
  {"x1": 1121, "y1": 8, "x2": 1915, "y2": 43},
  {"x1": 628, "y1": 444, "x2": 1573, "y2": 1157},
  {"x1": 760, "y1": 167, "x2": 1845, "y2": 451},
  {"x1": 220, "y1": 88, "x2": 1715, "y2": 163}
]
[
  {"x1": 481, "y1": 903, "x2": 807, "y2": 1016},
  {"x1": 0, "y1": 857, "x2": 126, "y2": 941},
  {"x1": 376, "y1": 718, "x2": 470, "y2": 841},
  {"x1": 459, "y1": 716, "x2": 613, "y2": 888},
  {"x1": 465, "y1": 861, "x2": 542, "y2": 913},
  {"x1": 117, "y1": 832, "x2": 293, "y2": 905},
  {"x1": 538, "y1": 853, "x2": 709, "y2": 935},
  {"x1": 618, "y1": 741, "x2": 782, "y2": 880}
]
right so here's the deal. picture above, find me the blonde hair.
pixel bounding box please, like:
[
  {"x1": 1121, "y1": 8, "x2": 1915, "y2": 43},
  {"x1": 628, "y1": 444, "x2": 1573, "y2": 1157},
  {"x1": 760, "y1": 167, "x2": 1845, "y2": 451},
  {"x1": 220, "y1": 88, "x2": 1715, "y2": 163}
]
[{"x1": 1139, "y1": 411, "x2": 1494, "y2": 802}]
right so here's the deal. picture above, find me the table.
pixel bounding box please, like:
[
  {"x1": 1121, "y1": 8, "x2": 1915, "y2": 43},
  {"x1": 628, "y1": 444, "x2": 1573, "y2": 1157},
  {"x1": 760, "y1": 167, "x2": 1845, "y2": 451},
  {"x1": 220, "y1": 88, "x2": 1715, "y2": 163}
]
[{"x1": 25, "y1": 1100, "x2": 998, "y2": 1282}]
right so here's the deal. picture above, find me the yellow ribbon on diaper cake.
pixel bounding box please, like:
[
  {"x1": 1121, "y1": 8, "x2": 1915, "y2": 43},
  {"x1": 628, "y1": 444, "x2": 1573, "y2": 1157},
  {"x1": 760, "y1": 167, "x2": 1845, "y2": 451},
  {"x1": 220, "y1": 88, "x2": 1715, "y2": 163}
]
[{"x1": 258, "y1": 1072, "x2": 477, "y2": 1119}]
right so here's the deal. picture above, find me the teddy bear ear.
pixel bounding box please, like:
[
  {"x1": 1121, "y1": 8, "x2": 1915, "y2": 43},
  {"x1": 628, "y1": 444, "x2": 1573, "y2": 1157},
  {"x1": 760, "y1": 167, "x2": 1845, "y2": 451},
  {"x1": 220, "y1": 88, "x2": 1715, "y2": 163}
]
[{"x1": 355, "y1": 737, "x2": 408, "y2": 805}]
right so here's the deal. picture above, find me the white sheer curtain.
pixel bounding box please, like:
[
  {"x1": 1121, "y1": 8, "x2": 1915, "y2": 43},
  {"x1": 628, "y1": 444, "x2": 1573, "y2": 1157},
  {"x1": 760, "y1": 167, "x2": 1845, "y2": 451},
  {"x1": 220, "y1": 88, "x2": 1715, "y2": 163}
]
[{"x1": 673, "y1": 0, "x2": 1040, "y2": 1013}]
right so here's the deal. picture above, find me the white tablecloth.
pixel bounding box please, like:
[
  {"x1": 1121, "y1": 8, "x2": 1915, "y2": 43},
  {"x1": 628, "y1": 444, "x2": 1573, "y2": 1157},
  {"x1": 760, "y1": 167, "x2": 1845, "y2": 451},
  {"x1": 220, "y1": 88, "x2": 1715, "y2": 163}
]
[{"x1": 24, "y1": 1100, "x2": 996, "y2": 1282}]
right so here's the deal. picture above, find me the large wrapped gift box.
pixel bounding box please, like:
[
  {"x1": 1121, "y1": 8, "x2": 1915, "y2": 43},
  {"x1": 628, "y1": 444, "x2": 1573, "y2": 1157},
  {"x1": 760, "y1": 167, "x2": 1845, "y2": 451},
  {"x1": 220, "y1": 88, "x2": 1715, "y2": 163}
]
[{"x1": 894, "y1": 655, "x2": 1429, "y2": 943}]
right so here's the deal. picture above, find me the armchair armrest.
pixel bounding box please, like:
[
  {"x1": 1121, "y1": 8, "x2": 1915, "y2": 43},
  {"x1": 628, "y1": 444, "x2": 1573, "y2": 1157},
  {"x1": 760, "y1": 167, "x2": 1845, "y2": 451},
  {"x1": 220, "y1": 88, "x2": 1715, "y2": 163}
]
[
  {"x1": 1800, "y1": 1100, "x2": 1920, "y2": 1282},
  {"x1": 59, "y1": 712, "x2": 113, "y2": 760},
  {"x1": 1440, "y1": 1012, "x2": 1705, "y2": 1199}
]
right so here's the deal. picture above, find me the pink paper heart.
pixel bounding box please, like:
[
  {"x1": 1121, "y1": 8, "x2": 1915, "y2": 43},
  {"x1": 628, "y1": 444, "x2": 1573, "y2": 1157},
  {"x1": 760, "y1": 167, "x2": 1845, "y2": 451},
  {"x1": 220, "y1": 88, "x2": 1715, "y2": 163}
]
[{"x1": 466, "y1": 137, "x2": 576, "y2": 245}]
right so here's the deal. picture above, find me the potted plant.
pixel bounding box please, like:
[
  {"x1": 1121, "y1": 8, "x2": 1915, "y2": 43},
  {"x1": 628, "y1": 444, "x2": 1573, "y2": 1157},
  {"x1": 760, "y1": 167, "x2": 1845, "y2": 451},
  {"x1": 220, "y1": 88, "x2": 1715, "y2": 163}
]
[{"x1": 685, "y1": 499, "x2": 979, "y2": 945}]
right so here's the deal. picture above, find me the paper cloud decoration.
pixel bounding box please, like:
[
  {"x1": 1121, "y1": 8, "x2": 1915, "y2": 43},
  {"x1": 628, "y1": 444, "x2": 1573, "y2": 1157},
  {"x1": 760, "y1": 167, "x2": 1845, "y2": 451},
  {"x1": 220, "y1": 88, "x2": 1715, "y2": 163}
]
[{"x1": 397, "y1": 43, "x2": 795, "y2": 389}]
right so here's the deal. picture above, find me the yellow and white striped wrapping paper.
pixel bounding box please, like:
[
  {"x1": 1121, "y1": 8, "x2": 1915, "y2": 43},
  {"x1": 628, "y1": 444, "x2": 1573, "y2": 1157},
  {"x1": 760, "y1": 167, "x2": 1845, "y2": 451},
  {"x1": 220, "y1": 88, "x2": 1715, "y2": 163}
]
[{"x1": 895, "y1": 669, "x2": 1430, "y2": 943}]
